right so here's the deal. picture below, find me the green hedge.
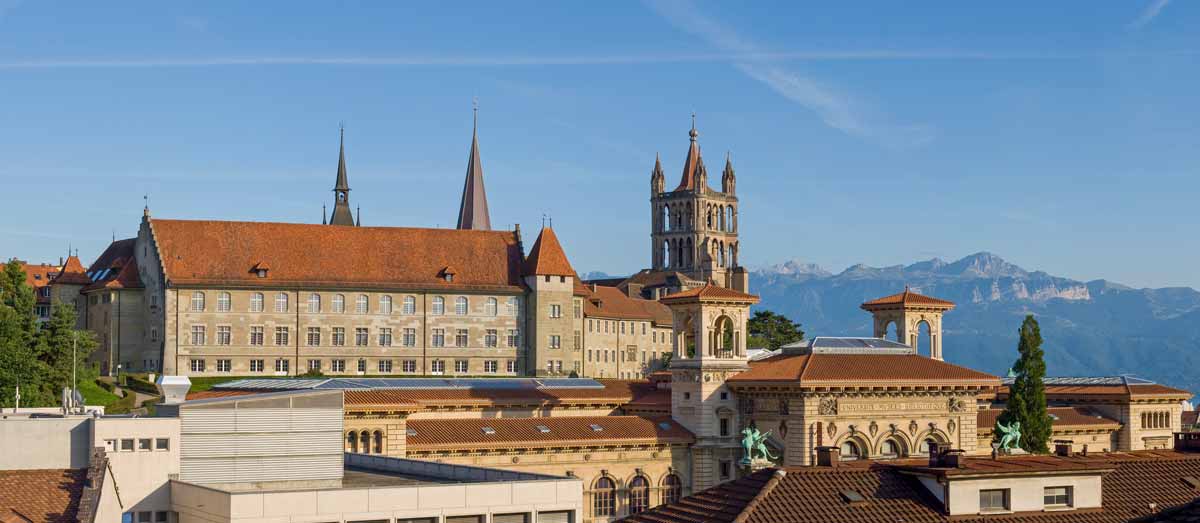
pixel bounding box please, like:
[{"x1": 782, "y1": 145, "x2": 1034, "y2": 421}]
[
  {"x1": 78, "y1": 379, "x2": 121, "y2": 407},
  {"x1": 106, "y1": 389, "x2": 137, "y2": 414},
  {"x1": 124, "y1": 374, "x2": 159, "y2": 396}
]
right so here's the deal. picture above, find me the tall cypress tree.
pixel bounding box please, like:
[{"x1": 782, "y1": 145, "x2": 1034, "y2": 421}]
[
  {"x1": 0, "y1": 260, "x2": 52, "y2": 408},
  {"x1": 998, "y1": 315, "x2": 1053, "y2": 453}
]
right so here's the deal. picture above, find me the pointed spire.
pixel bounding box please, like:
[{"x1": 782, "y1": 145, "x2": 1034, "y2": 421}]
[
  {"x1": 334, "y1": 125, "x2": 349, "y2": 192},
  {"x1": 676, "y1": 115, "x2": 703, "y2": 191},
  {"x1": 721, "y1": 151, "x2": 736, "y2": 194},
  {"x1": 328, "y1": 125, "x2": 356, "y2": 226},
  {"x1": 322, "y1": 204, "x2": 327, "y2": 225},
  {"x1": 456, "y1": 100, "x2": 492, "y2": 230},
  {"x1": 356, "y1": 205, "x2": 361, "y2": 226}
]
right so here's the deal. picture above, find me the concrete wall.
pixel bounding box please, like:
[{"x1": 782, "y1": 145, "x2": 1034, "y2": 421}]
[
  {"x1": 943, "y1": 474, "x2": 1103, "y2": 515},
  {"x1": 0, "y1": 416, "x2": 91, "y2": 469},
  {"x1": 92, "y1": 416, "x2": 182, "y2": 520}
]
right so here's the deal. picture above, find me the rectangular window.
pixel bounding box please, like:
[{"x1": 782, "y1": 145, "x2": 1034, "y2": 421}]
[
  {"x1": 484, "y1": 360, "x2": 498, "y2": 373},
  {"x1": 249, "y1": 326, "x2": 264, "y2": 346},
  {"x1": 980, "y1": 489, "x2": 1010, "y2": 512},
  {"x1": 455, "y1": 360, "x2": 468, "y2": 373},
  {"x1": 506, "y1": 360, "x2": 517, "y2": 373},
  {"x1": 549, "y1": 335, "x2": 561, "y2": 349},
  {"x1": 573, "y1": 361, "x2": 581, "y2": 374},
  {"x1": 506, "y1": 329, "x2": 519, "y2": 348},
  {"x1": 189, "y1": 359, "x2": 205, "y2": 372},
  {"x1": 308, "y1": 359, "x2": 321, "y2": 372},
  {"x1": 588, "y1": 319, "x2": 593, "y2": 332},
  {"x1": 643, "y1": 323, "x2": 647, "y2": 335},
  {"x1": 1044, "y1": 486, "x2": 1072, "y2": 508},
  {"x1": 403, "y1": 328, "x2": 416, "y2": 347},
  {"x1": 555, "y1": 360, "x2": 563, "y2": 373},
  {"x1": 216, "y1": 326, "x2": 231, "y2": 345},
  {"x1": 378, "y1": 359, "x2": 393, "y2": 373},
  {"x1": 331, "y1": 359, "x2": 345, "y2": 372},
  {"x1": 485, "y1": 329, "x2": 498, "y2": 348},
  {"x1": 332, "y1": 327, "x2": 345, "y2": 346},
  {"x1": 275, "y1": 359, "x2": 289, "y2": 373},
  {"x1": 138, "y1": 438, "x2": 152, "y2": 451},
  {"x1": 120, "y1": 438, "x2": 134, "y2": 451},
  {"x1": 574, "y1": 330, "x2": 581, "y2": 350},
  {"x1": 719, "y1": 460, "x2": 731, "y2": 480},
  {"x1": 455, "y1": 329, "x2": 468, "y2": 347},
  {"x1": 507, "y1": 297, "x2": 519, "y2": 316},
  {"x1": 402, "y1": 360, "x2": 417, "y2": 373},
  {"x1": 307, "y1": 327, "x2": 321, "y2": 346},
  {"x1": 719, "y1": 417, "x2": 730, "y2": 437},
  {"x1": 431, "y1": 360, "x2": 445, "y2": 374},
  {"x1": 378, "y1": 328, "x2": 393, "y2": 347},
  {"x1": 155, "y1": 438, "x2": 169, "y2": 451},
  {"x1": 432, "y1": 329, "x2": 445, "y2": 347},
  {"x1": 190, "y1": 325, "x2": 206, "y2": 345},
  {"x1": 573, "y1": 300, "x2": 582, "y2": 319},
  {"x1": 357, "y1": 359, "x2": 367, "y2": 373},
  {"x1": 138, "y1": 512, "x2": 151, "y2": 523},
  {"x1": 355, "y1": 327, "x2": 369, "y2": 346},
  {"x1": 150, "y1": 328, "x2": 159, "y2": 342},
  {"x1": 250, "y1": 359, "x2": 264, "y2": 372},
  {"x1": 621, "y1": 322, "x2": 626, "y2": 334},
  {"x1": 549, "y1": 304, "x2": 562, "y2": 318},
  {"x1": 275, "y1": 326, "x2": 289, "y2": 346},
  {"x1": 216, "y1": 359, "x2": 231, "y2": 373},
  {"x1": 155, "y1": 513, "x2": 168, "y2": 523}
]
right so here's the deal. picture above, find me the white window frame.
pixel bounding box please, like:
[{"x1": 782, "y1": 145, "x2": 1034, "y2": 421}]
[
  {"x1": 402, "y1": 296, "x2": 416, "y2": 315},
  {"x1": 455, "y1": 296, "x2": 468, "y2": 316},
  {"x1": 274, "y1": 292, "x2": 288, "y2": 313},
  {"x1": 356, "y1": 294, "x2": 369, "y2": 314},
  {"x1": 333, "y1": 294, "x2": 345, "y2": 313},
  {"x1": 432, "y1": 296, "x2": 445, "y2": 315},
  {"x1": 308, "y1": 293, "x2": 321, "y2": 313},
  {"x1": 191, "y1": 292, "x2": 205, "y2": 312},
  {"x1": 217, "y1": 292, "x2": 231, "y2": 312},
  {"x1": 250, "y1": 292, "x2": 264, "y2": 312}
]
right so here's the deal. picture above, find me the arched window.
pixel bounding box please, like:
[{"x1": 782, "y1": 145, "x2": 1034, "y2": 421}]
[
  {"x1": 455, "y1": 296, "x2": 468, "y2": 316},
  {"x1": 662, "y1": 474, "x2": 682, "y2": 505},
  {"x1": 373, "y1": 430, "x2": 384, "y2": 454},
  {"x1": 308, "y1": 293, "x2": 321, "y2": 313},
  {"x1": 332, "y1": 294, "x2": 345, "y2": 313},
  {"x1": 379, "y1": 295, "x2": 392, "y2": 314},
  {"x1": 915, "y1": 320, "x2": 933, "y2": 357},
  {"x1": 485, "y1": 297, "x2": 498, "y2": 316},
  {"x1": 628, "y1": 475, "x2": 650, "y2": 514},
  {"x1": 359, "y1": 431, "x2": 370, "y2": 454},
  {"x1": 432, "y1": 296, "x2": 445, "y2": 315},
  {"x1": 353, "y1": 294, "x2": 366, "y2": 314},
  {"x1": 840, "y1": 440, "x2": 862, "y2": 461},
  {"x1": 274, "y1": 292, "x2": 288, "y2": 313},
  {"x1": 726, "y1": 206, "x2": 735, "y2": 232},
  {"x1": 217, "y1": 292, "x2": 231, "y2": 312},
  {"x1": 250, "y1": 292, "x2": 264, "y2": 312},
  {"x1": 593, "y1": 477, "x2": 616, "y2": 517},
  {"x1": 346, "y1": 431, "x2": 358, "y2": 453},
  {"x1": 403, "y1": 296, "x2": 416, "y2": 315},
  {"x1": 191, "y1": 292, "x2": 205, "y2": 312},
  {"x1": 880, "y1": 438, "x2": 901, "y2": 458},
  {"x1": 919, "y1": 437, "x2": 939, "y2": 455}
]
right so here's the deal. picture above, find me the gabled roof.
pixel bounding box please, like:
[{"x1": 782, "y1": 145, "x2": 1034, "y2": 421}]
[
  {"x1": 726, "y1": 351, "x2": 998, "y2": 386},
  {"x1": 13, "y1": 261, "x2": 57, "y2": 292},
  {"x1": 583, "y1": 285, "x2": 673, "y2": 325},
  {"x1": 51, "y1": 256, "x2": 90, "y2": 285},
  {"x1": 148, "y1": 219, "x2": 524, "y2": 291},
  {"x1": 0, "y1": 469, "x2": 87, "y2": 523},
  {"x1": 83, "y1": 256, "x2": 143, "y2": 292},
  {"x1": 977, "y1": 407, "x2": 1121, "y2": 435},
  {"x1": 660, "y1": 280, "x2": 759, "y2": 304},
  {"x1": 861, "y1": 288, "x2": 955, "y2": 309},
  {"x1": 405, "y1": 415, "x2": 693, "y2": 451},
  {"x1": 522, "y1": 227, "x2": 575, "y2": 277}
]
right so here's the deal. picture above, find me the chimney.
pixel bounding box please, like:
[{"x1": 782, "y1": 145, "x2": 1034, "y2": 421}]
[
  {"x1": 155, "y1": 375, "x2": 192, "y2": 416},
  {"x1": 626, "y1": 282, "x2": 644, "y2": 298},
  {"x1": 816, "y1": 446, "x2": 840, "y2": 467},
  {"x1": 1054, "y1": 440, "x2": 1072, "y2": 457}
]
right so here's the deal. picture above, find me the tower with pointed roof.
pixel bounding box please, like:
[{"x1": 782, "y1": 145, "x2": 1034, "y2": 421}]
[
  {"x1": 649, "y1": 117, "x2": 747, "y2": 293},
  {"x1": 457, "y1": 105, "x2": 491, "y2": 230},
  {"x1": 522, "y1": 226, "x2": 582, "y2": 376},
  {"x1": 328, "y1": 127, "x2": 356, "y2": 226},
  {"x1": 861, "y1": 288, "x2": 956, "y2": 360}
]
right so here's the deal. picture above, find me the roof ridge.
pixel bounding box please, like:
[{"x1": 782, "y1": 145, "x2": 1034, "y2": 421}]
[{"x1": 731, "y1": 469, "x2": 786, "y2": 523}]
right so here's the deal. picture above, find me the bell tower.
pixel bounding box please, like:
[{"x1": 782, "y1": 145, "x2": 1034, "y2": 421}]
[
  {"x1": 663, "y1": 281, "x2": 759, "y2": 491},
  {"x1": 861, "y1": 288, "x2": 956, "y2": 360},
  {"x1": 649, "y1": 117, "x2": 747, "y2": 291}
]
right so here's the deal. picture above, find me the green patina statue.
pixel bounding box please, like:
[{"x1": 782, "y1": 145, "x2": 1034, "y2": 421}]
[
  {"x1": 740, "y1": 426, "x2": 778, "y2": 465},
  {"x1": 996, "y1": 420, "x2": 1022, "y2": 452}
]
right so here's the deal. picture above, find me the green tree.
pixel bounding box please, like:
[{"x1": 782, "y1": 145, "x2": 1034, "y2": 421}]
[
  {"x1": 0, "y1": 260, "x2": 51, "y2": 408},
  {"x1": 997, "y1": 315, "x2": 1053, "y2": 453},
  {"x1": 747, "y1": 310, "x2": 805, "y2": 351},
  {"x1": 36, "y1": 303, "x2": 98, "y2": 396}
]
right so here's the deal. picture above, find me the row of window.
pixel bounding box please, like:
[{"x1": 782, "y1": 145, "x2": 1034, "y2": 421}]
[
  {"x1": 189, "y1": 291, "x2": 520, "y2": 317},
  {"x1": 979, "y1": 486, "x2": 1073, "y2": 512},
  {"x1": 588, "y1": 318, "x2": 663, "y2": 338},
  {"x1": 592, "y1": 474, "x2": 683, "y2": 517},
  {"x1": 104, "y1": 436, "x2": 170, "y2": 452},
  {"x1": 1142, "y1": 410, "x2": 1173, "y2": 429},
  {"x1": 587, "y1": 348, "x2": 670, "y2": 364},
  {"x1": 188, "y1": 358, "x2": 519, "y2": 374},
  {"x1": 188, "y1": 325, "x2": 520, "y2": 348}
]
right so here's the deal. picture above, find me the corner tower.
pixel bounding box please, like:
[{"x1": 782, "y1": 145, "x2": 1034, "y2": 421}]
[
  {"x1": 327, "y1": 127, "x2": 356, "y2": 226},
  {"x1": 861, "y1": 288, "x2": 955, "y2": 360},
  {"x1": 663, "y1": 281, "x2": 759, "y2": 491},
  {"x1": 650, "y1": 118, "x2": 747, "y2": 291}
]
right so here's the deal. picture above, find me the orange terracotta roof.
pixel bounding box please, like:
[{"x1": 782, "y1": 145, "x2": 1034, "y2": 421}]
[
  {"x1": 148, "y1": 219, "x2": 524, "y2": 291},
  {"x1": 14, "y1": 261, "x2": 57, "y2": 290},
  {"x1": 0, "y1": 469, "x2": 86, "y2": 523},
  {"x1": 584, "y1": 285, "x2": 673, "y2": 325},
  {"x1": 626, "y1": 451, "x2": 1200, "y2": 523},
  {"x1": 83, "y1": 256, "x2": 143, "y2": 292},
  {"x1": 185, "y1": 389, "x2": 265, "y2": 400},
  {"x1": 977, "y1": 407, "x2": 1121, "y2": 435},
  {"x1": 996, "y1": 383, "x2": 1193, "y2": 400},
  {"x1": 405, "y1": 415, "x2": 692, "y2": 451},
  {"x1": 660, "y1": 281, "x2": 759, "y2": 303},
  {"x1": 727, "y1": 352, "x2": 998, "y2": 386},
  {"x1": 522, "y1": 227, "x2": 575, "y2": 277},
  {"x1": 1128, "y1": 383, "x2": 1194, "y2": 398},
  {"x1": 861, "y1": 288, "x2": 955, "y2": 309},
  {"x1": 343, "y1": 379, "x2": 657, "y2": 409},
  {"x1": 51, "y1": 256, "x2": 90, "y2": 286}
]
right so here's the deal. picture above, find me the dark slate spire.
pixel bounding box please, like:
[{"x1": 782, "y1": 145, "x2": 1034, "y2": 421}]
[
  {"x1": 456, "y1": 103, "x2": 492, "y2": 230},
  {"x1": 329, "y1": 126, "x2": 356, "y2": 226}
]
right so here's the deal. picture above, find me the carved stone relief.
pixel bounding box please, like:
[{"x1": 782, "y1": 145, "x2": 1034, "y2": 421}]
[
  {"x1": 948, "y1": 419, "x2": 957, "y2": 435},
  {"x1": 869, "y1": 421, "x2": 879, "y2": 437},
  {"x1": 908, "y1": 420, "x2": 919, "y2": 436},
  {"x1": 948, "y1": 396, "x2": 966, "y2": 413},
  {"x1": 819, "y1": 398, "x2": 838, "y2": 415},
  {"x1": 827, "y1": 422, "x2": 837, "y2": 439}
]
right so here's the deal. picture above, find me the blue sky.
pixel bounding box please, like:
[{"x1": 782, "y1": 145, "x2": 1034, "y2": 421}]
[{"x1": 1, "y1": 1, "x2": 1197, "y2": 288}]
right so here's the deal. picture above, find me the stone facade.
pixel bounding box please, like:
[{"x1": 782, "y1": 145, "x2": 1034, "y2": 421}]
[{"x1": 581, "y1": 316, "x2": 672, "y2": 379}]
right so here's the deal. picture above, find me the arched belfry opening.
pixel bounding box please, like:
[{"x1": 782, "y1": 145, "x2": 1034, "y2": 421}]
[{"x1": 860, "y1": 288, "x2": 955, "y2": 361}]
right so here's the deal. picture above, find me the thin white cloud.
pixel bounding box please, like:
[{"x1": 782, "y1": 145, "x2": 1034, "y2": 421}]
[{"x1": 1130, "y1": 0, "x2": 1171, "y2": 29}]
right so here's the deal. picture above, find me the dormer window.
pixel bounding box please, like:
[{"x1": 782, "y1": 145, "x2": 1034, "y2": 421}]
[{"x1": 251, "y1": 261, "x2": 270, "y2": 278}]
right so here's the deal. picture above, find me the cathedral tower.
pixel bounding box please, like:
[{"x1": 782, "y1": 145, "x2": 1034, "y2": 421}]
[
  {"x1": 650, "y1": 118, "x2": 747, "y2": 291},
  {"x1": 327, "y1": 127, "x2": 357, "y2": 226}
]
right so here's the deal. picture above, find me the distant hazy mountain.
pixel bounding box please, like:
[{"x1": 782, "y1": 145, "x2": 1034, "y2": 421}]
[{"x1": 751, "y1": 252, "x2": 1200, "y2": 395}]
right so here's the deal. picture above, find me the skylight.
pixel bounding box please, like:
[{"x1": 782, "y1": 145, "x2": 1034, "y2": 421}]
[
  {"x1": 590, "y1": 424, "x2": 604, "y2": 432},
  {"x1": 406, "y1": 428, "x2": 417, "y2": 436},
  {"x1": 658, "y1": 422, "x2": 672, "y2": 430},
  {"x1": 536, "y1": 425, "x2": 551, "y2": 433},
  {"x1": 839, "y1": 490, "x2": 866, "y2": 505},
  {"x1": 481, "y1": 427, "x2": 496, "y2": 435}
]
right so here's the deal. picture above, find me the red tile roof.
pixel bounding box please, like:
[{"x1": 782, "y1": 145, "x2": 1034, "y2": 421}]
[
  {"x1": 584, "y1": 285, "x2": 673, "y2": 325},
  {"x1": 661, "y1": 281, "x2": 759, "y2": 304},
  {"x1": 860, "y1": 288, "x2": 955, "y2": 309},
  {"x1": 522, "y1": 227, "x2": 575, "y2": 277},
  {"x1": 977, "y1": 407, "x2": 1121, "y2": 435},
  {"x1": 406, "y1": 415, "x2": 693, "y2": 451},
  {"x1": 343, "y1": 379, "x2": 658, "y2": 409},
  {"x1": 14, "y1": 262, "x2": 57, "y2": 292},
  {"x1": 148, "y1": 219, "x2": 524, "y2": 291},
  {"x1": 624, "y1": 450, "x2": 1200, "y2": 523},
  {"x1": 0, "y1": 469, "x2": 86, "y2": 523},
  {"x1": 727, "y1": 352, "x2": 998, "y2": 386},
  {"x1": 996, "y1": 383, "x2": 1193, "y2": 401},
  {"x1": 50, "y1": 256, "x2": 90, "y2": 286}
]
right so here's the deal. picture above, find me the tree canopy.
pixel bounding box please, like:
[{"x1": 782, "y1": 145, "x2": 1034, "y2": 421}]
[
  {"x1": 996, "y1": 314, "x2": 1053, "y2": 453},
  {"x1": 747, "y1": 309, "x2": 804, "y2": 351}
]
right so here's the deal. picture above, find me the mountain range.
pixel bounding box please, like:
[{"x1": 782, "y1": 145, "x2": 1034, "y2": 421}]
[{"x1": 749, "y1": 252, "x2": 1200, "y2": 396}]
